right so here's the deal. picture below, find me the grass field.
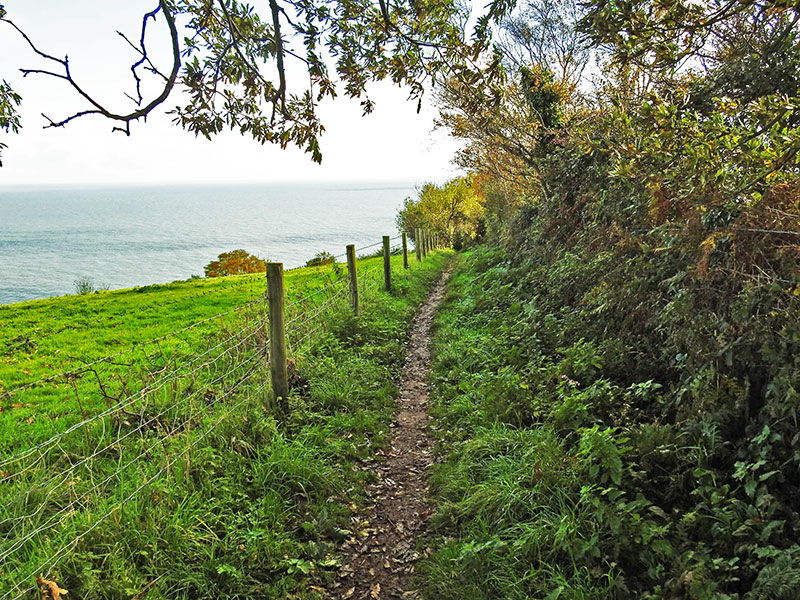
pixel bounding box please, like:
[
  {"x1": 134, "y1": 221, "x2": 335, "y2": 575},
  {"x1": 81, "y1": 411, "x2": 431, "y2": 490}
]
[
  {"x1": 1, "y1": 246, "x2": 451, "y2": 600},
  {"x1": 0, "y1": 253, "x2": 389, "y2": 455}
]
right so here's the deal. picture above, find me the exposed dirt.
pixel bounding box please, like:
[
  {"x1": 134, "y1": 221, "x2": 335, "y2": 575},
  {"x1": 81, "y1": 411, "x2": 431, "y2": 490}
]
[{"x1": 330, "y1": 269, "x2": 451, "y2": 600}]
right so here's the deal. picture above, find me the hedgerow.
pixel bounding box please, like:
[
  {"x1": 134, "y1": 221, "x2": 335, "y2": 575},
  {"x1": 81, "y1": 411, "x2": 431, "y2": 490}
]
[{"x1": 422, "y1": 233, "x2": 798, "y2": 597}]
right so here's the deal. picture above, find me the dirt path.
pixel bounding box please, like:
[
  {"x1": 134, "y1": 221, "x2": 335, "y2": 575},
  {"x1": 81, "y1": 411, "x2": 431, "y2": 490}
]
[{"x1": 331, "y1": 269, "x2": 451, "y2": 600}]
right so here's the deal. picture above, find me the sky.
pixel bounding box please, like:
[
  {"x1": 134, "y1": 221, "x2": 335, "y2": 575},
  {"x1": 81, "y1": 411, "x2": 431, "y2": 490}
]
[{"x1": 0, "y1": 1, "x2": 464, "y2": 186}]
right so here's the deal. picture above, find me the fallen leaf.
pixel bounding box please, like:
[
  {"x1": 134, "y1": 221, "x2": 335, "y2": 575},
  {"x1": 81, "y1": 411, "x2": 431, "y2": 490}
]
[
  {"x1": 36, "y1": 576, "x2": 68, "y2": 600},
  {"x1": 370, "y1": 583, "x2": 381, "y2": 599}
]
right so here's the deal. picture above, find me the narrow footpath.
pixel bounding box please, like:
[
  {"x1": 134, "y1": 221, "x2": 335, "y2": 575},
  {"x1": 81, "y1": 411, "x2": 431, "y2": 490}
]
[{"x1": 330, "y1": 269, "x2": 451, "y2": 600}]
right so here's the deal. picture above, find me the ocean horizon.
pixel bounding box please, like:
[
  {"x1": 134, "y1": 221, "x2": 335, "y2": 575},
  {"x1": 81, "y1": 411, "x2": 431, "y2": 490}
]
[{"x1": 0, "y1": 181, "x2": 419, "y2": 305}]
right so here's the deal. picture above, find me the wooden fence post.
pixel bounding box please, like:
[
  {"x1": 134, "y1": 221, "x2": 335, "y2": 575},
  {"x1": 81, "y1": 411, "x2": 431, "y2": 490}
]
[
  {"x1": 346, "y1": 244, "x2": 358, "y2": 315},
  {"x1": 421, "y1": 230, "x2": 427, "y2": 259},
  {"x1": 267, "y1": 263, "x2": 289, "y2": 412},
  {"x1": 383, "y1": 236, "x2": 392, "y2": 291},
  {"x1": 402, "y1": 232, "x2": 409, "y2": 269},
  {"x1": 415, "y1": 228, "x2": 422, "y2": 262}
]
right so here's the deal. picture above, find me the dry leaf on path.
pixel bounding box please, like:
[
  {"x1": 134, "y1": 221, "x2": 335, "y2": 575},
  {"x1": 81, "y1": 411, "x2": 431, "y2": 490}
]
[
  {"x1": 36, "y1": 576, "x2": 68, "y2": 600},
  {"x1": 370, "y1": 583, "x2": 381, "y2": 598}
]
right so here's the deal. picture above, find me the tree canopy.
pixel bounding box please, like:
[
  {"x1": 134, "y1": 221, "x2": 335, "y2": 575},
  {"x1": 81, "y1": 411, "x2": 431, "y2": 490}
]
[
  {"x1": 396, "y1": 175, "x2": 485, "y2": 244},
  {"x1": 204, "y1": 249, "x2": 266, "y2": 277},
  {"x1": 0, "y1": 0, "x2": 507, "y2": 166}
]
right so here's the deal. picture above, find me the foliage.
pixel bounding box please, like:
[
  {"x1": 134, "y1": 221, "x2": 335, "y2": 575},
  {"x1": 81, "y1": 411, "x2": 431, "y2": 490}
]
[
  {"x1": 0, "y1": 0, "x2": 510, "y2": 162},
  {"x1": 519, "y1": 64, "x2": 563, "y2": 128},
  {"x1": 0, "y1": 78, "x2": 21, "y2": 167},
  {"x1": 305, "y1": 251, "x2": 335, "y2": 267},
  {"x1": 396, "y1": 175, "x2": 485, "y2": 246},
  {"x1": 204, "y1": 249, "x2": 267, "y2": 277},
  {"x1": 421, "y1": 214, "x2": 798, "y2": 597},
  {"x1": 427, "y1": 17, "x2": 800, "y2": 594}
]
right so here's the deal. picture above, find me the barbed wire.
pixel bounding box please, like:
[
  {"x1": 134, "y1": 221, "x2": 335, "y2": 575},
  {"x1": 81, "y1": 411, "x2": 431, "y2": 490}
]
[
  {"x1": 0, "y1": 319, "x2": 265, "y2": 472},
  {"x1": 290, "y1": 320, "x2": 326, "y2": 350},
  {"x1": 286, "y1": 284, "x2": 349, "y2": 329},
  {"x1": 285, "y1": 273, "x2": 347, "y2": 311},
  {"x1": 2, "y1": 258, "x2": 390, "y2": 475},
  {"x1": 3, "y1": 238, "x2": 420, "y2": 355},
  {"x1": 327, "y1": 233, "x2": 409, "y2": 260},
  {"x1": 0, "y1": 353, "x2": 263, "y2": 565},
  {"x1": 0, "y1": 277, "x2": 266, "y2": 353},
  {"x1": 0, "y1": 341, "x2": 265, "y2": 531}
]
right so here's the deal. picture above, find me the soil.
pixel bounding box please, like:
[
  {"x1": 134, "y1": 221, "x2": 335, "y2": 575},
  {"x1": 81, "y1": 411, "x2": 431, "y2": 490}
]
[{"x1": 330, "y1": 269, "x2": 451, "y2": 600}]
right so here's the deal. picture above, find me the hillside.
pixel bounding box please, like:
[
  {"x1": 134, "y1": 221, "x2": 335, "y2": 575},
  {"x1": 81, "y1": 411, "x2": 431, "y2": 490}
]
[
  {"x1": 416, "y1": 239, "x2": 798, "y2": 598},
  {"x1": 0, "y1": 246, "x2": 452, "y2": 600},
  {"x1": 0, "y1": 255, "x2": 382, "y2": 453}
]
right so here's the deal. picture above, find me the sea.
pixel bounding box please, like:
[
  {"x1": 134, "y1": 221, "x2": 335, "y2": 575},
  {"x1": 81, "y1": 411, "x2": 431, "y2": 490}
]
[{"x1": 0, "y1": 182, "x2": 418, "y2": 305}]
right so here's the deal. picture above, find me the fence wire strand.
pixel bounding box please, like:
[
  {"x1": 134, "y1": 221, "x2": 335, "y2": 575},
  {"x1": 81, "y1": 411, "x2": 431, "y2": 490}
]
[
  {"x1": 0, "y1": 320, "x2": 266, "y2": 472},
  {"x1": 0, "y1": 354, "x2": 263, "y2": 565},
  {"x1": 3, "y1": 371, "x2": 267, "y2": 600},
  {"x1": 1, "y1": 294, "x2": 269, "y2": 401}
]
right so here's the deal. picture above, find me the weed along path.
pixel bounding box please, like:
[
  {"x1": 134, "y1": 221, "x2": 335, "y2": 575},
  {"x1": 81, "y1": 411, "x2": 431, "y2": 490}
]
[{"x1": 331, "y1": 269, "x2": 451, "y2": 600}]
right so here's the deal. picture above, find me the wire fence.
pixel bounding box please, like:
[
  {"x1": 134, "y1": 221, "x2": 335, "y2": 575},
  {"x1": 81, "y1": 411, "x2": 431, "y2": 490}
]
[
  {"x1": 0, "y1": 231, "x2": 440, "y2": 600},
  {"x1": 0, "y1": 275, "x2": 267, "y2": 356}
]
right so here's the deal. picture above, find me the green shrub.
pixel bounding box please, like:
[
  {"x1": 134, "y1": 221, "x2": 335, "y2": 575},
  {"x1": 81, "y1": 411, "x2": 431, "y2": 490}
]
[
  {"x1": 305, "y1": 251, "x2": 335, "y2": 267},
  {"x1": 421, "y1": 246, "x2": 800, "y2": 599}
]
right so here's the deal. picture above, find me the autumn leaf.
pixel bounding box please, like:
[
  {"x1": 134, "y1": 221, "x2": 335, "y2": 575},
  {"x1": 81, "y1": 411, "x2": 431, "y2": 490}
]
[{"x1": 36, "y1": 576, "x2": 68, "y2": 600}]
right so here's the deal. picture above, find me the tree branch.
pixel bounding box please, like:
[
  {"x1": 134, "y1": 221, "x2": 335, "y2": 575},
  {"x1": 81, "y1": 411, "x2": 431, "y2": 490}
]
[
  {"x1": 1, "y1": 0, "x2": 181, "y2": 134},
  {"x1": 117, "y1": 4, "x2": 170, "y2": 107},
  {"x1": 217, "y1": 0, "x2": 286, "y2": 111}
]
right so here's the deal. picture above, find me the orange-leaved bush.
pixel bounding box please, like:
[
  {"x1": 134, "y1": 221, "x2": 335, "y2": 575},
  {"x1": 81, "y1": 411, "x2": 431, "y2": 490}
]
[{"x1": 204, "y1": 250, "x2": 266, "y2": 278}]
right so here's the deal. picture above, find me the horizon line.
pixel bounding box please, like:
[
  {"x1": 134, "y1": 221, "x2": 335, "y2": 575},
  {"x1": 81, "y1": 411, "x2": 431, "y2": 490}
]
[{"x1": 0, "y1": 177, "x2": 451, "y2": 189}]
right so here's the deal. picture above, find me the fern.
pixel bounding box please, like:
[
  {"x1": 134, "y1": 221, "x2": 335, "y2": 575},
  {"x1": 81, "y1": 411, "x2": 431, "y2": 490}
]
[{"x1": 747, "y1": 547, "x2": 800, "y2": 599}]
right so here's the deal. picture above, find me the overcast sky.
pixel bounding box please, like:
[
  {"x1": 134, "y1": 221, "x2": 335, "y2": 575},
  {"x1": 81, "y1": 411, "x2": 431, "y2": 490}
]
[{"x1": 0, "y1": 1, "x2": 463, "y2": 186}]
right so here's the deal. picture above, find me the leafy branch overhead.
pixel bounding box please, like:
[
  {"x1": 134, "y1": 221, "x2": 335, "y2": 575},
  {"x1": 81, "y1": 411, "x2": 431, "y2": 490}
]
[
  {"x1": 0, "y1": 79, "x2": 22, "y2": 167},
  {"x1": 0, "y1": 0, "x2": 504, "y2": 163}
]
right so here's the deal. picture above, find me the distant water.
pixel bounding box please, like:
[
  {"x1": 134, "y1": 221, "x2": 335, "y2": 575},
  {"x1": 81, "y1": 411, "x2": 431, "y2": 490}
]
[{"x1": 0, "y1": 182, "x2": 416, "y2": 305}]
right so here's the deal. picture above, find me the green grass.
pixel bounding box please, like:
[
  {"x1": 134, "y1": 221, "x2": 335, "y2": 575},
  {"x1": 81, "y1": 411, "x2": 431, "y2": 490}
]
[
  {"x1": 419, "y1": 250, "x2": 620, "y2": 600},
  {"x1": 0, "y1": 249, "x2": 452, "y2": 600},
  {"x1": 0, "y1": 256, "x2": 393, "y2": 455},
  {"x1": 420, "y1": 245, "x2": 800, "y2": 599}
]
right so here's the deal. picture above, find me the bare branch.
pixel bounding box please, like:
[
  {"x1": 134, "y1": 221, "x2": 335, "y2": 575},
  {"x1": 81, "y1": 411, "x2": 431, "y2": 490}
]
[
  {"x1": 116, "y1": 4, "x2": 169, "y2": 107},
  {"x1": 1, "y1": 0, "x2": 181, "y2": 134}
]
